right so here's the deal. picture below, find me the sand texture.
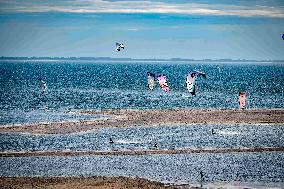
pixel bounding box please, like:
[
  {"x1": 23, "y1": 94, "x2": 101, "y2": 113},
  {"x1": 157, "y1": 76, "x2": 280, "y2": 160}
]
[
  {"x1": 0, "y1": 176, "x2": 198, "y2": 189},
  {"x1": 0, "y1": 109, "x2": 283, "y2": 135}
]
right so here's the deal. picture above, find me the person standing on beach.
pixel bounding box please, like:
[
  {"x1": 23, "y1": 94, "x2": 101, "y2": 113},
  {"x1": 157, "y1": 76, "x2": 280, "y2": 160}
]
[
  {"x1": 200, "y1": 171, "x2": 205, "y2": 187},
  {"x1": 154, "y1": 142, "x2": 158, "y2": 149}
]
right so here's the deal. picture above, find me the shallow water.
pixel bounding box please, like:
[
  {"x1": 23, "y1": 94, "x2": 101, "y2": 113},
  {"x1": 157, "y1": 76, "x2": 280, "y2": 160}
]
[
  {"x1": 1, "y1": 60, "x2": 284, "y2": 124},
  {"x1": 1, "y1": 123, "x2": 283, "y2": 188},
  {"x1": 0, "y1": 124, "x2": 283, "y2": 152},
  {"x1": 1, "y1": 60, "x2": 283, "y2": 188},
  {"x1": 0, "y1": 152, "x2": 283, "y2": 188}
]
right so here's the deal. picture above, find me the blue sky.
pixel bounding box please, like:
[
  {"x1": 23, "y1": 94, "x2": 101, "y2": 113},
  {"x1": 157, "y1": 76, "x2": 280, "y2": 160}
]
[{"x1": 0, "y1": 0, "x2": 284, "y2": 60}]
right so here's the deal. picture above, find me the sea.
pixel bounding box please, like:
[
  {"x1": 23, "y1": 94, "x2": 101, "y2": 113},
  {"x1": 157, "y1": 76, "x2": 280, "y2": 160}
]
[
  {"x1": 0, "y1": 60, "x2": 283, "y2": 125},
  {"x1": 0, "y1": 60, "x2": 284, "y2": 188}
]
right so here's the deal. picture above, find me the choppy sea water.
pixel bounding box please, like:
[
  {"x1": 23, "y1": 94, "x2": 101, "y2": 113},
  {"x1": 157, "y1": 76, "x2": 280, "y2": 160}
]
[
  {"x1": 0, "y1": 60, "x2": 284, "y2": 188},
  {"x1": 0, "y1": 60, "x2": 284, "y2": 124}
]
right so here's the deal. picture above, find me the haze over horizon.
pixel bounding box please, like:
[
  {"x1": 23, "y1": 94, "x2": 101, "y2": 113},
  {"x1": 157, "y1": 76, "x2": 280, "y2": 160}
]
[{"x1": 1, "y1": 0, "x2": 284, "y2": 60}]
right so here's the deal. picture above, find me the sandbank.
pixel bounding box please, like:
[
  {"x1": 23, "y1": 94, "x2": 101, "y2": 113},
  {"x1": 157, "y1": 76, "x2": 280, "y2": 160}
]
[
  {"x1": 0, "y1": 109, "x2": 283, "y2": 135},
  {"x1": 0, "y1": 176, "x2": 198, "y2": 189}
]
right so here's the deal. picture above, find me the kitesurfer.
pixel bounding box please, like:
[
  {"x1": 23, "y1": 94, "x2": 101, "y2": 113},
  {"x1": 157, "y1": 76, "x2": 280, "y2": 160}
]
[
  {"x1": 186, "y1": 70, "x2": 206, "y2": 95},
  {"x1": 154, "y1": 142, "x2": 158, "y2": 149},
  {"x1": 200, "y1": 171, "x2": 204, "y2": 180},
  {"x1": 147, "y1": 72, "x2": 156, "y2": 90},
  {"x1": 157, "y1": 74, "x2": 170, "y2": 93},
  {"x1": 39, "y1": 79, "x2": 47, "y2": 94},
  {"x1": 200, "y1": 171, "x2": 205, "y2": 187},
  {"x1": 109, "y1": 138, "x2": 114, "y2": 144}
]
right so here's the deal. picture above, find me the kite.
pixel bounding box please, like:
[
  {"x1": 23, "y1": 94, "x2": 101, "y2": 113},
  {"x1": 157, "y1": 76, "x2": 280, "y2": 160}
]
[
  {"x1": 239, "y1": 92, "x2": 246, "y2": 110},
  {"x1": 147, "y1": 72, "x2": 156, "y2": 90},
  {"x1": 186, "y1": 70, "x2": 206, "y2": 95},
  {"x1": 116, "y1": 43, "x2": 125, "y2": 51},
  {"x1": 157, "y1": 74, "x2": 170, "y2": 93}
]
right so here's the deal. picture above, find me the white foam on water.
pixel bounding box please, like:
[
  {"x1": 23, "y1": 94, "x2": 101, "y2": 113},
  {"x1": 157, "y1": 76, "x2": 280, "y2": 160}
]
[
  {"x1": 216, "y1": 130, "x2": 242, "y2": 135},
  {"x1": 115, "y1": 139, "x2": 144, "y2": 144},
  {"x1": 181, "y1": 94, "x2": 192, "y2": 98},
  {"x1": 202, "y1": 181, "x2": 283, "y2": 189}
]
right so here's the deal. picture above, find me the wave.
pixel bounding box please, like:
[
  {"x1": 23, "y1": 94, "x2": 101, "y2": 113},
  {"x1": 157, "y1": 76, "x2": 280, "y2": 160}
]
[{"x1": 216, "y1": 130, "x2": 242, "y2": 135}]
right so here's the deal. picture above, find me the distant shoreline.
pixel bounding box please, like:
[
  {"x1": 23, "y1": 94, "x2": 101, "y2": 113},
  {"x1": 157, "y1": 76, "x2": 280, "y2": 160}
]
[
  {"x1": 1, "y1": 56, "x2": 284, "y2": 63},
  {"x1": 0, "y1": 109, "x2": 283, "y2": 135}
]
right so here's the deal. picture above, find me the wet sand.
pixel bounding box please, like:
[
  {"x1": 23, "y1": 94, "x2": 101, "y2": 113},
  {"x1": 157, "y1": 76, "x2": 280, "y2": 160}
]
[
  {"x1": 1, "y1": 109, "x2": 283, "y2": 188},
  {"x1": 0, "y1": 109, "x2": 283, "y2": 135},
  {"x1": 1, "y1": 147, "x2": 283, "y2": 157},
  {"x1": 0, "y1": 176, "x2": 198, "y2": 189}
]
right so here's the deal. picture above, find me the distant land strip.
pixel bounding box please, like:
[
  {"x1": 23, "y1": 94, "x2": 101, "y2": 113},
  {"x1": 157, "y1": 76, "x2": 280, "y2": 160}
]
[
  {"x1": 1, "y1": 147, "x2": 283, "y2": 157},
  {"x1": 1, "y1": 56, "x2": 284, "y2": 62}
]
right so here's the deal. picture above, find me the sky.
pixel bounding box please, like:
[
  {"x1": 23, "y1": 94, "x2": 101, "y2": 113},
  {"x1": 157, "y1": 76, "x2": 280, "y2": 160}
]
[{"x1": 0, "y1": 0, "x2": 284, "y2": 60}]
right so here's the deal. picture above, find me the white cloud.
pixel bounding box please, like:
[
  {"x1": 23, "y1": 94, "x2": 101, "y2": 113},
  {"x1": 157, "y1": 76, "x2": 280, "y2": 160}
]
[{"x1": 1, "y1": 0, "x2": 284, "y2": 18}]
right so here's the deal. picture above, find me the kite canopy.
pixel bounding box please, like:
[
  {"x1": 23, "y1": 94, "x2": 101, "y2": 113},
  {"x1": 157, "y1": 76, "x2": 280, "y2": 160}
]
[
  {"x1": 39, "y1": 79, "x2": 47, "y2": 94},
  {"x1": 147, "y1": 72, "x2": 156, "y2": 90},
  {"x1": 239, "y1": 92, "x2": 246, "y2": 110},
  {"x1": 116, "y1": 43, "x2": 125, "y2": 51},
  {"x1": 186, "y1": 70, "x2": 206, "y2": 95},
  {"x1": 157, "y1": 74, "x2": 170, "y2": 93}
]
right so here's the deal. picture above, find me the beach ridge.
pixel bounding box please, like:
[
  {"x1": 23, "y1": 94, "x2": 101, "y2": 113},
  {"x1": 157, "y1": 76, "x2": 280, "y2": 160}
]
[{"x1": 0, "y1": 109, "x2": 283, "y2": 135}]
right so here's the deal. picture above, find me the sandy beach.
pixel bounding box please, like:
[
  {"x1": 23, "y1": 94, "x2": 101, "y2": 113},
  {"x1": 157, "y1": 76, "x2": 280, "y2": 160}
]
[
  {"x1": 1, "y1": 109, "x2": 283, "y2": 188},
  {"x1": 0, "y1": 176, "x2": 198, "y2": 189},
  {"x1": 1, "y1": 109, "x2": 283, "y2": 135}
]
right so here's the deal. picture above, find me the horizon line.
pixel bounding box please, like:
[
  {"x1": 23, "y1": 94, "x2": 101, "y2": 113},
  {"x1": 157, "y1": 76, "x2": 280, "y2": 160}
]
[{"x1": 1, "y1": 56, "x2": 284, "y2": 62}]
